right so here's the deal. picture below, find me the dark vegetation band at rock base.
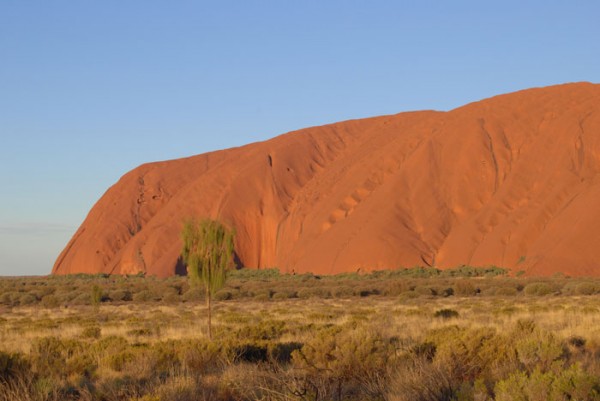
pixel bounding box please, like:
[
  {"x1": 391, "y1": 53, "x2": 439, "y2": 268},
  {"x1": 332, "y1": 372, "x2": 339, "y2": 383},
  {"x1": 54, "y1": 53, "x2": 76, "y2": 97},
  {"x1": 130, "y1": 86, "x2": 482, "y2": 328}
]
[{"x1": 3, "y1": 266, "x2": 599, "y2": 308}]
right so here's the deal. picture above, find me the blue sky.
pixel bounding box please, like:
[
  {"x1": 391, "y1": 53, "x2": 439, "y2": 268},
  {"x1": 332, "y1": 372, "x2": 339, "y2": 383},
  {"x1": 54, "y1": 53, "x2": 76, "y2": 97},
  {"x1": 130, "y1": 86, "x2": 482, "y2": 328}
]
[{"x1": 1, "y1": 1, "x2": 599, "y2": 276}]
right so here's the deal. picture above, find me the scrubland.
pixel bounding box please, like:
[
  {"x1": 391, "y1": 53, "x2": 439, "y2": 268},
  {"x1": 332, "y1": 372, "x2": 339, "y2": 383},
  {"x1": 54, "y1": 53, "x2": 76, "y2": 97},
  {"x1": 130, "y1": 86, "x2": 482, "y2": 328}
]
[{"x1": 1, "y1": 268, "x2": 599, "y2": 400}]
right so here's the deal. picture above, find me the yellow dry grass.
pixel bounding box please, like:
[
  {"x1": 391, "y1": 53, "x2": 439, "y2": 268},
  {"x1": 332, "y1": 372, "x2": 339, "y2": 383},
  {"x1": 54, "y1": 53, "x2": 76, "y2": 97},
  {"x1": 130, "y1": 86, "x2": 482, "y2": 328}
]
[{"x1": 2, "y1": 294, "x2": 599, "y2": 355}]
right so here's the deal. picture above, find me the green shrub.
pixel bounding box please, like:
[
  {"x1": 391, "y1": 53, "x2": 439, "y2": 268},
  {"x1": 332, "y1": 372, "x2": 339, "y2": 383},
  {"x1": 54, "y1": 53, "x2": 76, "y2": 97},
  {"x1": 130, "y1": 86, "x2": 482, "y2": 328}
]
[
  {"x1": 512, "y1": 324, "x2": 565, "y2": 372},
  {"x1": 228, "y1": 267, "x2": 281, "y2": 280},
  {"x1": 495, "y1": 364, "x2": 600, "y2": 401},
  {"x1": 291, "y1": 327, "x2": 391, "y2": 400},
  {"x1": 551, "y1": 363, "x2": 600, "y2": 400},
  {"x1": 494, "y1": 369, "x2": 529, "y2": 401},
  {"x1": 425, "y1": 326, "x2": 516, "y2": 388},
  {"x1": 444, "y1": 265, "x2": 508, "y2": 277}
]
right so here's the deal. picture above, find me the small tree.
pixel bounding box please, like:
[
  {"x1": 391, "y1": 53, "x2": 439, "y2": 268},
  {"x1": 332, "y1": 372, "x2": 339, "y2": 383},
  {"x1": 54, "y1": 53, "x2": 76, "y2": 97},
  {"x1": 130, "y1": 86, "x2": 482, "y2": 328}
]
[{"x1": 181, "y1": 218, "x2": 235, "y2": 340}]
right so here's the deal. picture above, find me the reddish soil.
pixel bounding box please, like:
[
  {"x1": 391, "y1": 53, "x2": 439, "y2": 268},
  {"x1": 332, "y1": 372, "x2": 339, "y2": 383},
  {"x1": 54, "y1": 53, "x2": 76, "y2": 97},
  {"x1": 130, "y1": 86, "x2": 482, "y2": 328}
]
[{"x1": 53, "y1": 83, "x2": 600, "y2": 277}]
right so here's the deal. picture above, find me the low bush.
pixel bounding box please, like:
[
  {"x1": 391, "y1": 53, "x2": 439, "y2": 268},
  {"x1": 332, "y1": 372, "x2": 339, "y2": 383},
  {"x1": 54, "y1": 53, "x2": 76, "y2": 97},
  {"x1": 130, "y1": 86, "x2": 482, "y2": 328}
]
[
  {"x1": 132, "y1": 289, "x2": 157, "y2": 302},
  {"x1": 213, "y1": 290, "x2": 232, "y2": 301},
  {"x1": 291, "y1": 327, "x2": 392, "y2": 400},
  {"x1": 81, "y1": 326, "x2": 101, "y2": 339},
  {"x1": 453, "y1": 280, "x2": 477, "y2": 297},
  {"x1": 494, "y1": 286, "x2": 518, "y2": 296},
  {"x1": 0, "y1": 292, "x2": 20, "y2": 306},
  {"x1": 271, "y1": 290, "x2": 296, "y2": 300},
  {"x1": 71, "y1": 292, "x2": 92, "y2": 305},
  {"x1": 495, "y1": 364, "x2": 600, "y2": 401},
  {"x1": 235, "y1": 319, "x2": 286, "y2": 341},
  {"x1": 0, "y1": 351, "x2": 29, "y2": 381},
  {"x1": 143, "y1": 376, "x2": 199, "y2": 401},
  {"x1": 567, "y1": 335, "x2": 586, "y2": 349},
  {"x1": 414, "y1": 285, "x2": 436, "y2": 297},
  {"x1": 108, "y1": 289, "x2": 132, "y2": 302},
  {"x1": 331, "y1": 285, "x2": 356, "y2": 298},
  {"x1": 434, "y1": 309, "x2": 459, "y2": 319},
  {"x1": 181, "y1": 287, "x2": 203, "y2": 302},
  {"x1": 524, "y1": 282, "x2": 554, "y2": 296},
  {"x1": 574, "y1": 281, "x2": 599, "y2": 295},
  {"x1": 18, "y1": 293, "x2": 38, "y2": 305},
  {"x1": 297, "y1": 287, "x2": 331, "y2": 299},
  {"x1": 268, "y1": 341, "x2": 303, "y2": 364}
]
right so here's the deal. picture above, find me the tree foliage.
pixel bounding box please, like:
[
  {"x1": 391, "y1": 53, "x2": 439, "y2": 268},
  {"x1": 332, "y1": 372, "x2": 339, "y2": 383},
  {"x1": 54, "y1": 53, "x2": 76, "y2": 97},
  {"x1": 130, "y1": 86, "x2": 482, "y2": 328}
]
[{"x1": 181, "y1": 218, "x2": 235, "y2": 294}]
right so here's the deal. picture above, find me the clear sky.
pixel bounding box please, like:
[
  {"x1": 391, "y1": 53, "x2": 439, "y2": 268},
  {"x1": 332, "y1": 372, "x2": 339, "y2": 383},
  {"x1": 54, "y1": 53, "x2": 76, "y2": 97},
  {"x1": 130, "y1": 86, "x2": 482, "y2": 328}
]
[{"x1": 1, "y1": 1, "x2": 599, "y2": 276}]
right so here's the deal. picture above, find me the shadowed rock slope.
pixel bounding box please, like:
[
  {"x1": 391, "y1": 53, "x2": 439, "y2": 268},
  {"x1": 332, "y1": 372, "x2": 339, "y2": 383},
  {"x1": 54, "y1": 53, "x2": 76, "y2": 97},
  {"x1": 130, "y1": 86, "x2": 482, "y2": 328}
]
[{"x1": 53, "y1": 83, "x2": 600, "y2": 277}]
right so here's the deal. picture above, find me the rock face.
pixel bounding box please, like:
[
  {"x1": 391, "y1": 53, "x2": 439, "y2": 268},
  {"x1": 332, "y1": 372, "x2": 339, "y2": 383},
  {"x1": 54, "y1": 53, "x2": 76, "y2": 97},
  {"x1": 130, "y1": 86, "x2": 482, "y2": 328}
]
[{"x1": 53, "y1": 83, "x2": 600, "y2": 277}]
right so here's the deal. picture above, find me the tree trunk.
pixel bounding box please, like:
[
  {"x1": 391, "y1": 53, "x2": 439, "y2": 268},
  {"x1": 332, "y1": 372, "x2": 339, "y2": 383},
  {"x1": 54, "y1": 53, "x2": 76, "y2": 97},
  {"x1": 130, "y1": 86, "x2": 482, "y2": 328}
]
[{"x1": 206, "y1": 284, "x2": 212, "y2": 340}]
